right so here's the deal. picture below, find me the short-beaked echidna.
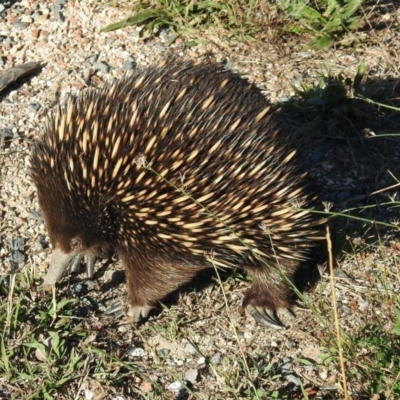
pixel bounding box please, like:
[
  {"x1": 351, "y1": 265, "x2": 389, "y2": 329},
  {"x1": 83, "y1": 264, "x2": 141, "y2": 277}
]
[{"x1": 31, "y1": 59, "x2": 324, "y2": 328}]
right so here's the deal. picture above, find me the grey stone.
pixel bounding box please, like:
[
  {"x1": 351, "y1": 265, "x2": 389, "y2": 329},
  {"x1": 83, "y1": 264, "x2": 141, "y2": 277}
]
[
  {"x1": 96, "y1": 61, "x2": 110, "y2": 73},
  {"x1": 184, "y1": 368, "x2": 198, "y2": 383}
]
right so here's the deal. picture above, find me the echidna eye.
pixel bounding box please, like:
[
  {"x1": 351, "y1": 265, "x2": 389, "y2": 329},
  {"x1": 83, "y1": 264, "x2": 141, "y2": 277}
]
[{"x1": 70, "y1": 238, "x2": 82, "y2": 251}]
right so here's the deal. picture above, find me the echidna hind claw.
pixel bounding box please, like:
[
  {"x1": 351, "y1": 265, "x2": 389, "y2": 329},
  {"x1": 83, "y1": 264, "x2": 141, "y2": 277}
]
[
  {"x1": 105, "y1": 300, "x2": 152, "y2": 323},
  {"x1": 247, "y1": 305, "x2": 284, "y2": 329},
  {"x1": 127, "y1": 304, "x2": 152, "y2": 323},
  {"x1": 279, "y1": 307, "x2": 295, "y2": 320}
]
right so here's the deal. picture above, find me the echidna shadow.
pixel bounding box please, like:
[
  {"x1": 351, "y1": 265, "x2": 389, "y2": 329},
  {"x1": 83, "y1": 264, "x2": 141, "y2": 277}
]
[{"x1": 31, "y1": 59, "x2": 326, "y2": 328}]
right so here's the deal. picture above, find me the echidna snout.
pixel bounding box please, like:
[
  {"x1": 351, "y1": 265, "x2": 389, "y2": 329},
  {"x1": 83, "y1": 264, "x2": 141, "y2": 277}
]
[{"x1": 31, "y1": 60, "x2": 325, "y2": 328}]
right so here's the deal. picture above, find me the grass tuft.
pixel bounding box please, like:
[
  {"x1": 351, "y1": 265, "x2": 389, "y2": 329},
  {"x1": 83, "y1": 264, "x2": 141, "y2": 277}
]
[
  {"x1": 277, "y1": 0, "x2": 365, "y2": 50},
  {"x1": 101, "y1": 0, "x2": 272, "y2": 46}
]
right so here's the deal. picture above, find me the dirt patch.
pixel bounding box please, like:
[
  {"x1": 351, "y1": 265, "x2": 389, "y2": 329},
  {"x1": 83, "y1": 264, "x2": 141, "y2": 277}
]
[{"x1": 1, "y1": 1, "x2": 400, "y2": 399}]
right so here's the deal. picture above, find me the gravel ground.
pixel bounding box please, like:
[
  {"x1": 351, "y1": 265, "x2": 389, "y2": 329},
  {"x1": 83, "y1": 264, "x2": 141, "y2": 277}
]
[{"x1": 1, "y1": 1, "x2": 400, "y2": 399}]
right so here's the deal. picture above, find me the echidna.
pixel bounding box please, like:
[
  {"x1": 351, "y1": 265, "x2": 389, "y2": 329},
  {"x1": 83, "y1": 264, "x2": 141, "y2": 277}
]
[{"x1": 31, "y1": 59, "x2": 324, "y2": 328}]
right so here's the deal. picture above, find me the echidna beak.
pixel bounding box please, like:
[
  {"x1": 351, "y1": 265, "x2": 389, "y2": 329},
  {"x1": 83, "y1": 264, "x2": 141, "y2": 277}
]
[{"x1": 42, "y1": 248, "x2": 74, "y2": 287}]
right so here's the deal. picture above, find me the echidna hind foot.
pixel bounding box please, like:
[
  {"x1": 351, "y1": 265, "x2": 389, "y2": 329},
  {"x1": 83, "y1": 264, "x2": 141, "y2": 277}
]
[
  {"x1": 106, "y1": 300, "x2": 152, "y2": 324},
  {"x1": 243, "y1": 269, "x2": 296, "y2": 329}
]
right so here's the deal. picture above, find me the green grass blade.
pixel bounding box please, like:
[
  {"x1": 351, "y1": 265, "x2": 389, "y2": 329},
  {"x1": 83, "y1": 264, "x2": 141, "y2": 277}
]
[{"x1": 101, "y1": 10, "x2": 167, "y2": 32}]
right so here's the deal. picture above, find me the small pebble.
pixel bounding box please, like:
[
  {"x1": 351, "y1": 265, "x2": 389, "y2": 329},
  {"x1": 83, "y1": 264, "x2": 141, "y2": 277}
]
[
  {"x1": 31, "y1": 11, "x2": 42, "y2": 20},
  {"x1": 286, "y1": 374, "x2": 301, "y2": 387},
  {"x1": 53, "y1": 0, "x2": 66, "y2": 22},
  {"x1": 35, "y1": 14, "x2": 49, "y2": 22},
  {"x1": 35, "y1": 235, "x2": 48, "y2": 250},
  {"x1": 30, "y1": 103, "x2": 41, "y2": 112},
  {"x1": 184, "y1": 369, "x2": 198, "y2": 383},
  {"x1": 96, "y1": 61, "x2": 110, "y2": 73},
  {"x1": 278, "y1": 357, "x2": 292, "y2": 374},
  {"x1": 127, "y1": 347, "x2": 146, "y2": 358},
  {"x1": 10, "y1": 237, "x2": 25, "y2": 251},
  {"x1": 197, "y1": 356, "x2": 206, "y2": 365},
  {"x1": 358, "y1": 299, "x2": 369, "y2": 312},
  {"x1": 184, "y1": 343, "x2": 197, "y2": 355},
  {"x1": 0, "y1": 128, "x2": 13, "y2": 139},
  {"x1": 68, "y1": 282, "x2": 86, "y2": 296},
  {"x1": 122, "y1": 57, "x2": 136, "y2": 71},
  {"x1": 20, "y1": 15, "x2": 33, "y2": 24},
  {"x1": 286, "y1": 339, "x2": 297, "y2": 349},
  {"x1": 88, "y1": 54, "x2": 98, "y2": 64},
  {"x1": 157, "y1": 348, "x2": 170, "y2": 358},
  {"x1": 167, "y1": 381, "x2": 185, "y2": 391},
  {"x1": 13, "y1": 21, "x2": 29, "y2": 30},
  {"x1": 210, "y1": 354, "x2": 222, "y2": 364}
]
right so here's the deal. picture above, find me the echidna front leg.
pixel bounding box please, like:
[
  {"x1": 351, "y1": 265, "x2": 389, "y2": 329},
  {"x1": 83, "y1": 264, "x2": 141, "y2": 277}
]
[
  {"x1": 125, "y1": 261, "x2": 153, "y2": 322},
  {"x1": 114, "y1": 253, "x2": 200, "y2": 323},
  {"x1": 105, "y1": 264, "x2": 154, "y2": 323},
  {"x1": 243, "y1": 267, "x2": 295, "y2": 329}
]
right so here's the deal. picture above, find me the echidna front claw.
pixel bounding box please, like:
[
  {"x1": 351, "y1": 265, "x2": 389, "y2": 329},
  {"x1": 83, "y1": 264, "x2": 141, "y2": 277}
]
[
  {"x1": 247, "y1": 305, "x2": 284, "y2": 329},
  {"x1": 105, "y1": 300, "x2": 152, "y2": 323},
  {"x1": 85, "y1": 253, "x2": 96, "y2": 278},
  {"x1": 69, "y1": 253, "x2": 84, "y2": 274},
  {"x1": 69, "y1": 252, "x2": 96, "y2": 278}
]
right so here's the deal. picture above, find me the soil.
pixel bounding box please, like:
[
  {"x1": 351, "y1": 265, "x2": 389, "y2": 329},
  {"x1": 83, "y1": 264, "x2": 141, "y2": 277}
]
[{"x1": 1, "y1": 1, "x2": 400, "y2": 399}]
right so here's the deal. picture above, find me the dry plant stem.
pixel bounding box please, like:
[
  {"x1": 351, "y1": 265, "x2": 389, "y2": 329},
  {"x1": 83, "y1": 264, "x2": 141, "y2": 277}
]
[
  {"x1": 6, "y1": 273, "x2": 16, "y2": 333},
  {"x1": 370, "y1": 182, "x2": 400, "y2": 196},
  {"x1": 327, "y1": 225, "x2": 348, "y2": 399},
  {"x1": 51, "y1": 285, "x2": 58, "y2": 327},
  {"x1": 386, "y1": 169, "x2": 400, "y2": 185},
  {"x1": 74, "y1": 357, "x2": 91, "y2": 400}
]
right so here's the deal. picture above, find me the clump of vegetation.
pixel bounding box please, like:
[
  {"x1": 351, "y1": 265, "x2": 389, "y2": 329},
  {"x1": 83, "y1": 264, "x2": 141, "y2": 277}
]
[
  {"x1": 282, "y1": 60, "x2": 367, "y2": 139},
  {"x1": 321, "y1": 320, "x2": 400, "y2": 398},
  {"x1": 0, "y1": 271, "x2": 157, "y2": 399},
  {"x1": 102, "y1": 0, "x2": 366, "y2": 49},
  {"x1": 278, "y1": 0, "x2": 365, "y2": 49},
  {"x1": 291, "y1": 60, "x2": 366, "y2": 111},
  {"x1": 355, "y1": 323, "x2": 400, "y2": 397},
  {"x1": 0, "y1": 271, "x2": 85, "y2": 398},
  {"x1": 101, "y1": 0, "x2": 266, "y2": 46}
]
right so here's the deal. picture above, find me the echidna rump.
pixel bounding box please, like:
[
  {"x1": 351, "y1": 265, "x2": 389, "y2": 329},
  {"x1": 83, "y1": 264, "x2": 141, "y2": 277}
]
[{"x1": 31, "y1": 59, "x2": 324, "y2": 328}]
